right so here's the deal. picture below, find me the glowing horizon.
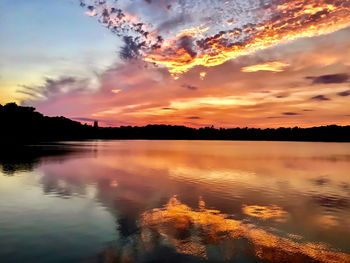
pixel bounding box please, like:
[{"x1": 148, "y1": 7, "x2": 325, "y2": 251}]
[{"x1": 1, "y1": 0, "x2": 350, "y2": 128}]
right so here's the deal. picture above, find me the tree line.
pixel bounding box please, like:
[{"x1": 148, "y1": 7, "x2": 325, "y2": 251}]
[{"x1": 1, "y1": 103, "x2": 350, "y2": 144}]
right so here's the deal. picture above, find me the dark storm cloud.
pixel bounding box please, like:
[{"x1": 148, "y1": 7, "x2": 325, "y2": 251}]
[
  {"x1": 306, "y1": 73, "x2": 349, "y2": 85},
  {"x1": 337, "y1": 90, "x2": 350, "y2": 97},
  {"x1": 282, "y1": 112, "x2": 299, "y2": 116},
  {"x1": 311, "y1": 95, "x2": 331, "y2": 101}
]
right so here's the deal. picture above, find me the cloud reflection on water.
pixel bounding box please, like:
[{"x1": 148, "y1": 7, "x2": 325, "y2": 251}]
[
  {"x1": 140, "y1": 196, "x2": 350, "y2": 263},
  {"x1": 242, "y1": 204, "x2": 287, "y2": 222},
  {"x1": 1, "y1": 141, "x2": 350, "y2": 262}
]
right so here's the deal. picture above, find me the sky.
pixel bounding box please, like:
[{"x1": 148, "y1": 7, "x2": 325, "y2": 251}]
[{"x1": 1, "y1": 0, "x2": 350, "y2": 128}]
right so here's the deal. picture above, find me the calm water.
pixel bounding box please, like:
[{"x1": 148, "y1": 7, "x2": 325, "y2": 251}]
[{"x1": 1, "y1": 140, "x2": 350, "y2": 263}]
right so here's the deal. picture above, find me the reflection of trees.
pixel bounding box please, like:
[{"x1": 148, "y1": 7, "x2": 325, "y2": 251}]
[
  {"x1": 0, "y1": 144, "x2": 95, "y2": 176},
  {"x1": 4, "y1": 142, "x2": 349, "y2": 262},
  {"x1": 0, "y1": 146, "x2": 40, "y2": 175}
]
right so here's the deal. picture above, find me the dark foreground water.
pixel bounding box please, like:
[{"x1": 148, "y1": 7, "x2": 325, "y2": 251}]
[{"x1": 0, "y1": 140, "x2": 350, "y2": 263}]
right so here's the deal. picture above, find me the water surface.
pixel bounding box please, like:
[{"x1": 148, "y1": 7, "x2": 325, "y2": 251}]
[{"x1": 1, "y1": 140, "x2": 350, "y2": 262}]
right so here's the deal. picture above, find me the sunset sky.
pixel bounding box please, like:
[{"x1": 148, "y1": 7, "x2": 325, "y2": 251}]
[{"x1": 1, "y1": 0, "x2": 350, "y2": 128}]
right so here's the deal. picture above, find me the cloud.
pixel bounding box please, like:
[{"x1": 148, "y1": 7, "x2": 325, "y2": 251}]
[
  {"x1": 186, "y1": 116, "x2": 201, "y2": 119},
  {"x1": 337, "y1": 89, "x2": 350, "y2": 96},
  {"x1": 71, "y1": 117, "x2": 98, "y2": 122},
  {"x1": 157, "y1": 13, "x2": 193, "y2": 32},
  {"x1": 306, "y1": 73, "x2": 349, "y2": 84},
  {"x1": 19, "y1": 28, "x2": 350, "y2": 129},
  {"x1": 145, "y1": 1, "x2": 350, "y2": 78},
  {"x1": 282, "y1": 112, "x2": 299, "y2": 116},
  {"x1": 177, "y1": 35, "x2": 197, "y2": 58},
  {"x1": 80, "y1": 0, "x2": 350, "y2": 78},
  {"x1": 120, "y1": 36, "x2": 144, "y2": 60},
  {"x1": 312, "y1": 177, "x2": 330, "y2": 186},
  {"x1": 181, "y1": 84, "x2": 198, "y2": 91},
  {"x1": 275, "y1": 93, "x2": 289, "y2": 99},
  {"x1": 18, "y1": 77, "x2": 81, "y2": 100},
  {"x1": 312, "y1": 194, "x2": 349, "y2": 209},
  {"x1": 241, "y1": 61, "x2": 289, "y2": 73},
  {"x1": 311, "y1": 95, "x2": 331, "y2": 101}
]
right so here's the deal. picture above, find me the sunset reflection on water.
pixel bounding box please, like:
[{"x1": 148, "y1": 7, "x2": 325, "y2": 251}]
[
  {"x1": 242, "y1": 204, "x2": 287, "y2": 221},
  {"x1": 0, "y1": 140, "x2": 350, "y2": 262},
  {"x1": 141, "y1": 196, "x2": 350, "y2": 262}
]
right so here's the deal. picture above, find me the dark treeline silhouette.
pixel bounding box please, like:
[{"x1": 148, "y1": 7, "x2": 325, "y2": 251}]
[
  {"x1": 1, "y1": 103, "x2": 350, "y2": 144},
  {"x1": 0, "y1": 103, "x2": 97, "y2": 144},
  {"x1": 0, "y1": 144, "x2": 84, "y2": 175}
]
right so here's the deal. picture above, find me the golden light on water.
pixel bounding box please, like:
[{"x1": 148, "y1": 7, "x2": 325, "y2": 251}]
[
  {"x1": 242, "y1": 204, "x2": 287, "y2": 221},
  {"x1": 141, "y1": 196, "x2": 350, "y2": 262}
]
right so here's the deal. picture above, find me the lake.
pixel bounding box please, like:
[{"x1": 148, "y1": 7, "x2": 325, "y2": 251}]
[{"x1": 0, "y1": 140, "x2": 350, "y2": 263}]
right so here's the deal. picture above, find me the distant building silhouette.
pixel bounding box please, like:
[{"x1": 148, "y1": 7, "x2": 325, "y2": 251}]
[{"x1": 93, "y1": 120, "x2": 98, "y2": 128}]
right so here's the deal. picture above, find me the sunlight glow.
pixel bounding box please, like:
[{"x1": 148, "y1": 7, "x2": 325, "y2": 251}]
[{"x1": 241, "y1": 61, "x2": 290, "y2": 73}]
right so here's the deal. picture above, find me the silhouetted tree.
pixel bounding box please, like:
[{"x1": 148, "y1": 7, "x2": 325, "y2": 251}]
[{"x1": 1, "y1": 103, "x2": 350, "y2": 144}]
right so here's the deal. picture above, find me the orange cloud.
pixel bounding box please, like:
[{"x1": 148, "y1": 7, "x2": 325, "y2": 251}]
[
  {"x1": 241, "y1": 61, "x2": 289, "y2": 72},
  {"x1": 24, "y1": 31, "x2": 350, "y2": 129},
  {"x1": 144, "y1": 0, "x2": 350, "y2": 78},
  {"x1": 111, "y1": 89, "x2": 121, "y2": 94}
]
